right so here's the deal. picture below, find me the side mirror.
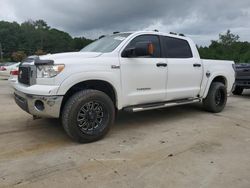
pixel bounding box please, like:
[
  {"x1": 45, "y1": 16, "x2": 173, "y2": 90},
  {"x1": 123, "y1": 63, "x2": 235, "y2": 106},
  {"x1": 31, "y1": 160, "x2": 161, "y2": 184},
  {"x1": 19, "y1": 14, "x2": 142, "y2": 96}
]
[{"x1": 122, "y1": 41, "x2": 154, "y2": 57}]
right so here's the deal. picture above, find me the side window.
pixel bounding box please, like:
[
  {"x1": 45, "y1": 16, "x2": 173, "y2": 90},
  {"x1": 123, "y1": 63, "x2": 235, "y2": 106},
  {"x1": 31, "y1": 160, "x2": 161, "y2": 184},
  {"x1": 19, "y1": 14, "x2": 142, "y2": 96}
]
[
  {"x1": 164, "y1": 37, "x2": 193, "y2": 58},
  {"x1": 124, "y1": 35, "x2": 161, "y2": 58}
]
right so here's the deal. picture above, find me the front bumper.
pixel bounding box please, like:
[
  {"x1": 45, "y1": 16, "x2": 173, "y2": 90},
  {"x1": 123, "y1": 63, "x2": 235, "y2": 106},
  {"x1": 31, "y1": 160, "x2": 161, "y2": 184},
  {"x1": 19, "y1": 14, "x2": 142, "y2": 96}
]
[{"x1": 14, "y1": 89, "x2": 63, "y2": 118}]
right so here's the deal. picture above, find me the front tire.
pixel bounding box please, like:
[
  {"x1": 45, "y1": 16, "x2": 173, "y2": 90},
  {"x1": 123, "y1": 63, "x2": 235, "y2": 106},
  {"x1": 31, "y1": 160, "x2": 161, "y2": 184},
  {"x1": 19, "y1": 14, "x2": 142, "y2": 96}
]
[
  {"x1": 62, "y1": 90, "x2": 115, "y2": 143},
  {"x1": 232, "y1": 86, "x2": 243, "y2": 95},
  {"x1": 203, "y1": 82, "x2": 227, "y2": 113}
]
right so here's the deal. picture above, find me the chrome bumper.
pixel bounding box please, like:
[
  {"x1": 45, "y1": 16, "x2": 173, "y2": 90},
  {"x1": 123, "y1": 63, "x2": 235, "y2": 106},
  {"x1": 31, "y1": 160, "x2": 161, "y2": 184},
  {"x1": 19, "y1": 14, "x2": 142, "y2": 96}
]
[{"x1": 14, "y1": 89, "x2": 63, "y2": 118}]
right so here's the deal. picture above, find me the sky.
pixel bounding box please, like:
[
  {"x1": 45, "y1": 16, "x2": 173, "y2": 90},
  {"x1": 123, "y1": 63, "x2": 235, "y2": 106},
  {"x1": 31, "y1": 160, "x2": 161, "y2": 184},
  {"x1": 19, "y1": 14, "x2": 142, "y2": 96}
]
[{"x1": 0, "y1": 0, "x2": 250, "y2": 46}]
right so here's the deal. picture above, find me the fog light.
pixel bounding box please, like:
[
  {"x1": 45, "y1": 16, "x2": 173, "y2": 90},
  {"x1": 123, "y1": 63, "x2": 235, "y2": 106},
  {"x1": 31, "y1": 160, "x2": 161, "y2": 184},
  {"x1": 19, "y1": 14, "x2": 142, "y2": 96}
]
[{"x1": 34, "y1": 100, "x2": 45, "y2": 111}]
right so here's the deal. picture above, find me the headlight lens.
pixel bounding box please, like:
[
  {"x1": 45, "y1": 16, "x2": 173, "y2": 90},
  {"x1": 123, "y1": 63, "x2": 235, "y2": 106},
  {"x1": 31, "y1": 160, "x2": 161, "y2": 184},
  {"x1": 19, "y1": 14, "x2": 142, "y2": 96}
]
[{"x1": 37, "y1": 64, "x2": 65, "y2": 78}]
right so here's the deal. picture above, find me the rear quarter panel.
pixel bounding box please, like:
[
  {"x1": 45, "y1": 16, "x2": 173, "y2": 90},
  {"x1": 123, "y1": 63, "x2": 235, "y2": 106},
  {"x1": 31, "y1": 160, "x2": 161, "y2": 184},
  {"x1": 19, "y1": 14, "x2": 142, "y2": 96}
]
[{"x1": 200, "y1": 59, "x2": 235, "y2": 98}]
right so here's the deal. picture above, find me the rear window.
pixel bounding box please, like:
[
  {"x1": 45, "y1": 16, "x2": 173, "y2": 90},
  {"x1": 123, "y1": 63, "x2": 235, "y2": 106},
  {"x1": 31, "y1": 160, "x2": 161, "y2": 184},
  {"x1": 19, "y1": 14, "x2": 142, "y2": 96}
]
[{"x1": 163, "y1": 37, "x2": 193, "y2": 58}]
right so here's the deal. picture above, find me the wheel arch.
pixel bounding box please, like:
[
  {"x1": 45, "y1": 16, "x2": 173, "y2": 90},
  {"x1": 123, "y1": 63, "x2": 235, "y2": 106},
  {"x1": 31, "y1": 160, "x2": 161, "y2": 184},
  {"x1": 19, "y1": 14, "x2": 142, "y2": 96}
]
[
  {"x1": 60, "y1": 79, "x2": 118, "y2": 115},
  {"x1": 203, "y1": 75, "x2": 228, "y2": 98},
  {"x1": 211, "y1": 75, "x2": 227, "y2": 86}
]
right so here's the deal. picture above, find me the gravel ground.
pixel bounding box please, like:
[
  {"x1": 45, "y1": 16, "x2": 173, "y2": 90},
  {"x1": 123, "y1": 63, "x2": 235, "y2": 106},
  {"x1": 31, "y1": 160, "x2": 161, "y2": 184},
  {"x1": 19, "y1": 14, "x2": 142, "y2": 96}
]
[{"x1": 0, "y1": 79, "x2": 250, "y2": 188}]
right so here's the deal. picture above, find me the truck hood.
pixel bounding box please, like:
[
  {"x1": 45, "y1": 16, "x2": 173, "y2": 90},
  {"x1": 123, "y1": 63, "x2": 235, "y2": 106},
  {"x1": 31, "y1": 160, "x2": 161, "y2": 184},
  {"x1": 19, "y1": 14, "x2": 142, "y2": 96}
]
[{"x1": 39, "y1": 52, "x2": 102, "y2": 61}]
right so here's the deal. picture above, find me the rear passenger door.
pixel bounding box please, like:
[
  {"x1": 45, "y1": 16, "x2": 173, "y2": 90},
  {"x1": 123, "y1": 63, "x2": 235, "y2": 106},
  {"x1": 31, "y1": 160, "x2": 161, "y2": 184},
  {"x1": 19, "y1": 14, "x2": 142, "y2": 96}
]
[{"x1": 162, "y1": 36, "x2": 203, "y2": 101}]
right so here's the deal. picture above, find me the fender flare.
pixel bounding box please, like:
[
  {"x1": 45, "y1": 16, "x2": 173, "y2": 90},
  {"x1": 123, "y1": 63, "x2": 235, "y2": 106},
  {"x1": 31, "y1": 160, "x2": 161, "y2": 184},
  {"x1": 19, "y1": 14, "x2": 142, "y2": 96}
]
[
  {"x1": 202, "y1": 74, "x2": 227, "y2": 98},
  {"x1": 56, "y1": 72, "x2": 122, "y2": 109}
]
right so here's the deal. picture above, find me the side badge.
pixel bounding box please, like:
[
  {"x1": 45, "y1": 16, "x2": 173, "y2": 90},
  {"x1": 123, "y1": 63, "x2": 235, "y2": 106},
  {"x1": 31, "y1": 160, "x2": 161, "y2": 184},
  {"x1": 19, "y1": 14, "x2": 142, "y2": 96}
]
[
  {"x1": 111, "y1": 65, "x2": 120, "y2": 69},
  {"x1": 206, "y1": 71, "x2": 211, "y2": 78}
]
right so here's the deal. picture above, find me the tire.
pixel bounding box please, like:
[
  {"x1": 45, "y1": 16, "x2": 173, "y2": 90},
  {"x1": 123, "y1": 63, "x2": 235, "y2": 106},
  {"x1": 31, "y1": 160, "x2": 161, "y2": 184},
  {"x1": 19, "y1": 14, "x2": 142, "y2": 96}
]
[
  {"x1": 62, "y1": 90, "x2": 115, "y2": 143},
  {"x1": 232, "y1": 86, "x2": 243, "y2": 95},
  {"x1": 203, "y1": 82, "x2": 227, "y2": 113}
]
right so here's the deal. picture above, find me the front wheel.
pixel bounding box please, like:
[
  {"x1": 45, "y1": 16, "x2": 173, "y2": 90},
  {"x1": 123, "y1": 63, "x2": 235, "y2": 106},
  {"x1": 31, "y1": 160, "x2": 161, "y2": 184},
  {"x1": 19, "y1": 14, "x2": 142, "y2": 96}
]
[
  {"x1": 203, "y1": 82, "x2": 227, "y2": 113},
  {"x1": 62, "y1": 90, "x2": 115, "y2": 143}
]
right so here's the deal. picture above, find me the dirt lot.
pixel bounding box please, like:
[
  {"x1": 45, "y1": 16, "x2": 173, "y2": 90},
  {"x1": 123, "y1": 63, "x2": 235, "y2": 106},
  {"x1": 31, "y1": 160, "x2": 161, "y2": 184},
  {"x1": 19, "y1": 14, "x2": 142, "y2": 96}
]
[{"x1": 0, "y1": 79, "x2": 250, "y2": 188}]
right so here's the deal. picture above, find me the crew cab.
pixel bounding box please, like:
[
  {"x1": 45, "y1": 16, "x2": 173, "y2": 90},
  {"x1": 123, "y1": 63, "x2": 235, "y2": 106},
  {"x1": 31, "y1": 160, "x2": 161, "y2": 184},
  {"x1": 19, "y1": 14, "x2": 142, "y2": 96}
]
[
  {"x1": 14, "y1": 31, "x2": 235, "y2": 143},
  {"x1": 233, "y1": 63, "x2": 250, "y2": 95}
]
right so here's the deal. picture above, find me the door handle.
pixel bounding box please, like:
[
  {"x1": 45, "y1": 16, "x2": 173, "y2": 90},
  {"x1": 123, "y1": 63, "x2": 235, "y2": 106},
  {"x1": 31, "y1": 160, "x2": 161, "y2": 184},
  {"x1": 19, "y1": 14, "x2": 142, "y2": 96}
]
[
  {"x1": 156, "y1": 63, "x2": 167, "y2": 67},
  {"x1": 193, "y1": 63, "x2": 201, "y2": 67}
]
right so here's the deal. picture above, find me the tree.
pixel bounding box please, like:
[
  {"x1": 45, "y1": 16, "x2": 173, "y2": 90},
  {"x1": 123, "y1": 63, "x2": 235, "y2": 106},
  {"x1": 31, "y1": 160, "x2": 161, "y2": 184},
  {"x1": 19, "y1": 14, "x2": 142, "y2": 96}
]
[
  {"x1": 72, "y1": 37, "x2": 93, "y2": 51},
  {"x1": 34, "y1": 20, "x2": 50, "y2": 30},
  {"x1": 35, "y1": 49, "x2": 47, "y2": 56},
  {"x1": 34, "y1": 20, "x2": 50, "y2": 50},
  {"x1": 219, "y1": 30, "x2": 239, "y2": 46},
  {"x1": 198, "y1": 30, "x2": 250, "y2": 63},
  {"x1": 11, "y1": 51, "x2": 27, "y2": 62},
  {"x1": 0, "y1": 20, "x2": 93, "y2": 60},
  {"x1": 0, "y1": 21, "x2": 21, "y2": 58}
]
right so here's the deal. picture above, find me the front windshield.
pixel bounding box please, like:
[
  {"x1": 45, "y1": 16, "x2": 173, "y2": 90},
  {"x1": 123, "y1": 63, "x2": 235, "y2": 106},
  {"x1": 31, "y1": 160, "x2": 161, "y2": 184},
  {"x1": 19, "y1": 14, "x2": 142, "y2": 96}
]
[{"x1": 81, "y1": 33, "x2": 131, "y2": 53}]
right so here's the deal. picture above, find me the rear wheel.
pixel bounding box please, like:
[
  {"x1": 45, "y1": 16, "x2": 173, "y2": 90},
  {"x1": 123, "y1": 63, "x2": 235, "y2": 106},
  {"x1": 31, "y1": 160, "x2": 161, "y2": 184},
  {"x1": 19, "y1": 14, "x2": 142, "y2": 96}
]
[
  {"x1": 232, "y1": 86, "x2": 243, "y2": 95},
  {"x1": 62, "y1": 90, "x2": 115, "y2": 143},
  {"x1": 203, "y1": 82, "x2": 227, "y2": 113}
]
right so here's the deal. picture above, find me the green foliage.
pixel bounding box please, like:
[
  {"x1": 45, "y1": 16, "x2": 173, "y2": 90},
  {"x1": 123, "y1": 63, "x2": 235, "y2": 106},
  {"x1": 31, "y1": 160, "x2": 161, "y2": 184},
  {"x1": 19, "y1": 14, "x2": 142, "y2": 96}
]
[
  {"x1": 219, "y1": 30, "x2": 239, "y2": 46},
  {"x1": 35, "y1": 49, "x2": 47, "y2": 56},
  {"x1": 1, "y1": 21, "x2": 249, "y2": 64},
  {"x1": 11, "y1": 51, "x2": 27, "y2": 62},
  {"x1": 198, "y1": 30, "x2": 250, "y2": 63},
  {"x1": 72, "y1": 37, "x2": 93, "y2": 51},
  {"x1": 0, "y1": 20, "x2": 93, "y2": 59}
]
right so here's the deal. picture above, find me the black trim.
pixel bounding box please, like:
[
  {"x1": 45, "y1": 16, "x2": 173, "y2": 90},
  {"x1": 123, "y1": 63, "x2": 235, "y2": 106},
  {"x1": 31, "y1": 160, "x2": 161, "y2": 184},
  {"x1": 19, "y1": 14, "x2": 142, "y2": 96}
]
[
  {"x1": 14, "y1": 93, "x2": 29, "y2": 113},
  {"x1": 156, "y1": 63, "x2": 167, "y2": 67},
  {"x1": 235, "y1": 80, "x2": 250, "y2": 87},
  {"x1": 18, "y1": 66, "x2": 31, "y2": 85},
  {"x1": 159, "y1": 35, "x2": 165, "y2": 58},
  {"x1": 34, "y1": 59, "x2": 54, "y2": 66},
  {"x1": 193, "y1": 63, "x2": 201, "y2": 67}
]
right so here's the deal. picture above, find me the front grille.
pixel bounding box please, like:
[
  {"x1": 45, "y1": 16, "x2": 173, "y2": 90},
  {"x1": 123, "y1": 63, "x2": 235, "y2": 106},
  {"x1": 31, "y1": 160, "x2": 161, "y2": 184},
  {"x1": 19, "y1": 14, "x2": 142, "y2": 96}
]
[
  {"x1": 18, "y1": 66, "x2": 30, "y2": 85},
  {"x1": 235, "y1": 79, "x2": 250, "y2": 86}
]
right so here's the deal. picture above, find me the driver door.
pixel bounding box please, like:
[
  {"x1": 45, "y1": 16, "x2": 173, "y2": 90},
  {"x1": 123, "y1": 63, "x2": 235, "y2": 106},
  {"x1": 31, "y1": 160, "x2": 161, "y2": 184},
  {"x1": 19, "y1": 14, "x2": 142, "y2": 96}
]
[{"x1": 119, "y1": 34, "x2": 167, "y2": 107}]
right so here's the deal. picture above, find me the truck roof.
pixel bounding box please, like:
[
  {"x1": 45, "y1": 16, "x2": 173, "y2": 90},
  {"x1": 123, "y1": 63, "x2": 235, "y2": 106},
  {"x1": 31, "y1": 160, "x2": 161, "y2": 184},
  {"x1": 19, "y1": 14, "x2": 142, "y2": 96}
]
[
  {"x1": 118, "y1": 31, "x2": 190, "y2": 40},
  {"x1": 111, "y1": 30, "x2": 199, "y2": 59}
]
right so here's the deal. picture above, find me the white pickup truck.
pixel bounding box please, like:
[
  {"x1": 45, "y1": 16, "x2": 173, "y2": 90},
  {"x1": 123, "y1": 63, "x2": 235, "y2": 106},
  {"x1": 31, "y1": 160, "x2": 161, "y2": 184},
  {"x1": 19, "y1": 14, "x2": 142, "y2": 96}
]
[{"x1": 14, "y1": 31, "x2": 235, "y2": 143}]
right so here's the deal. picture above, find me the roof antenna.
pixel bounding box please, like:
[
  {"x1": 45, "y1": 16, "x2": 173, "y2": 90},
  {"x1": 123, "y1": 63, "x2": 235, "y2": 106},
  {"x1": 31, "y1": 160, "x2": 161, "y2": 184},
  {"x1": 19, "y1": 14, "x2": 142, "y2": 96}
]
[
  {"x1": 113, "y1": 31, "x2": 120, "y2": 34},
  {"x1": 153, "y1": 29, "x2": 159, "y2": 32}
]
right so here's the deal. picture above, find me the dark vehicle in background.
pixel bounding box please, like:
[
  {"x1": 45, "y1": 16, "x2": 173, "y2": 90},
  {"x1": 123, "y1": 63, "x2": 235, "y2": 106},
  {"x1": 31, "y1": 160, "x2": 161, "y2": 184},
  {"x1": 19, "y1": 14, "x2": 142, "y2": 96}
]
[{"x1": 233, "y1": 64, "x2": 250, "y2": 95}]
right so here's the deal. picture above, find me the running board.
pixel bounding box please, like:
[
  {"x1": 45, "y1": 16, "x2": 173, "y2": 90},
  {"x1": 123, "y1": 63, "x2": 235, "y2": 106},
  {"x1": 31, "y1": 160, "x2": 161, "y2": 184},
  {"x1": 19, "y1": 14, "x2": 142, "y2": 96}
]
[{"x1": 123, "y1": 98, "x2": 201, "y2": 112}]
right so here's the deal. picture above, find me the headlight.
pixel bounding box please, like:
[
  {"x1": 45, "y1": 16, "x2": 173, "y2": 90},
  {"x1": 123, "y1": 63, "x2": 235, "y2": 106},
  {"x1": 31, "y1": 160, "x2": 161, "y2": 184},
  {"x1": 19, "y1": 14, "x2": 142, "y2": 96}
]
[{"x1": 37, "y1": 64, "x2": 65, "y2": 78}]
